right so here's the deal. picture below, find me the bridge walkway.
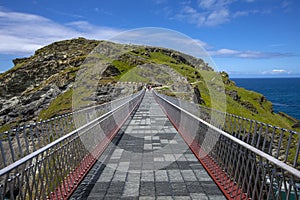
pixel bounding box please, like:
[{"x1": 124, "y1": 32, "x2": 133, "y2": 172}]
[{"x1": 70, "y1": 91, "x2": 225, "y2": 199}]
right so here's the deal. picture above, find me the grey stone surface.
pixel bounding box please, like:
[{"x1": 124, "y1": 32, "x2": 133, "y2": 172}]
[{"x1": 70, "y1": 91, "x2": 225, "y2": 200}]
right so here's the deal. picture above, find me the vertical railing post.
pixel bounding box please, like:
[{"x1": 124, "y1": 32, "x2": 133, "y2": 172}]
[
  {"x1": 28, "y1": 124, "x2": 36, "y2": 152},
  {"x1": 0, "y1": 136, "x2": 7, "y2": 167},
  {"x1": 14, "y1": 128, "x2": 23, "y2": 159},
  {"x1": 7, "y1": 131, "x2": 16, "y2": 163}
]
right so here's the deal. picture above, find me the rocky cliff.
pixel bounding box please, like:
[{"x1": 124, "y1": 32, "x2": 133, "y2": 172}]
[
  {"x1": 0, "y1": 37, "x2": 298, "y2": 132},
  {"x1": 0, "y1": 38, "x2": 100, "y2": 129}
]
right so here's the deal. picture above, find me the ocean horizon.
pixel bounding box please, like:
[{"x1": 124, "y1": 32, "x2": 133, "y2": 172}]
[{"x1": 232, "y1": 77, "x2": 300, "y2": 121}]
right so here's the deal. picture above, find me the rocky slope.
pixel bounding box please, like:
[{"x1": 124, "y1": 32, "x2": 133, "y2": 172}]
[
  {"x1": 0, "y1": 38, "x2": 99, "y2": 130},
  {"x1": 0, "y1": 37, "x2": 298, "y2": 132}
]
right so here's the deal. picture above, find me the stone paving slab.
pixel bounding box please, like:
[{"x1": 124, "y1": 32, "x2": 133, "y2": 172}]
[{"x1": 70, "y1": 91, "x2": 225, "y2": 200}]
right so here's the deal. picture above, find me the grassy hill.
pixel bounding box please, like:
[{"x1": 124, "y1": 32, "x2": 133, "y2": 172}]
[{"x1": 0, "y1": 38, "x2": 299, "y2": 133}]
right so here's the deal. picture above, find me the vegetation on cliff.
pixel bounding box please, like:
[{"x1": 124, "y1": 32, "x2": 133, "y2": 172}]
[{"x1": 0, "y1": 37, "x2": 299, "y2": 133}]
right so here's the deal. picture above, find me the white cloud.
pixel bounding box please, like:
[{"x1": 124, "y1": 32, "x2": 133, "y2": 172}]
[
  {"x1": 232, "y1": 9, "x2": 261, "y2": 18},
  {"x1": 262, "y1": 69, "x2": 291, "y2": 75},
  {"x1": 0, "y1": 9, "x2": 122, "y2": 55},
  {"x1": 152, "y1": 0, "x2": 168, "y2": 4},
  {"x1": 0, "y1": 8, "x2": 293, "y2": 62},
  {"x1": 110, "y1": 28, "x2": 211, "y2": 57},
  {"x1": 198, "y1": 0, "x2": 217, "y2": 9},
  {"x1": 209, "y1": 48, "x2": 293, "y2": 59},
  {"x1": 268, "y1": 43, "x2": 285, "y2": 47},
  {"x1": 193, "y1": 39, "x2": 210, "y2": 49},
  {"x1": 177, "y1": 5, "x2": 230, "y2": 27},
  {"x1": 272, "y1": 69, "x2": 287, "y2": 73},
  {"x1": 175, "y1": 0, "x2": 271, "y2": 27},
  {"x1": 213, "y1": 48, "x2": 239, "y2": 55},
  {"x1": 206, "y1": 9, "x2": 230, "y2": 26},
  {"x1": 114, "y1": 29, "x2": 293, "y2": 60},
  {"x1": 282, "y1": 0, "x2": 292, "y2": 9},
  {"x1": 198, "y1": 0, "x2": 234, "y2": 10},
  {"x1": 281, "y1": 0, "x2": 293, "y2": 12}
]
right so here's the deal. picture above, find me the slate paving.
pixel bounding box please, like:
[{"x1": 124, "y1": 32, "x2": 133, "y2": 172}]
[{"x1": 70, "y1": 91, "x2": 225, "y2": 200}]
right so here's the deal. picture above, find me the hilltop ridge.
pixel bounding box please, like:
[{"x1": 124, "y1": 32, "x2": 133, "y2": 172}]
[{"x1": 0, "y1": 37, "x2": 298, "y2": 132}]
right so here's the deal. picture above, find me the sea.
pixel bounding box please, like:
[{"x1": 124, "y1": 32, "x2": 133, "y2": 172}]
[{"x1": 232, "y1": 78, "x2": 300, "y2": 121}]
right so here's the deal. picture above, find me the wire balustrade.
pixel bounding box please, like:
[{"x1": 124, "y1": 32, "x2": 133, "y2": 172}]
[
  {"x1": 154, "y1": 91, "x2": 300, "y2": 200},
  {"x1": 0, "y1": 90, "x2": 144, "y2": 199}
]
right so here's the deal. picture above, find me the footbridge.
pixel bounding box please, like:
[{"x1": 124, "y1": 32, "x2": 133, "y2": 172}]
[{"x1": 1, "y1": 90, "x2": 300, "y2": 199}]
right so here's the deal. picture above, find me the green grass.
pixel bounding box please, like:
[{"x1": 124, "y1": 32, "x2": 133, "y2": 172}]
[
  {"x1": 112, "y1": 60, "x2": 136, "y2": 79},
  {"x1": 195, "y1": 70, "x2": 226, "y2": 110},
  {"x1": 0, "y1": 124, "x2": 11, "y2": 133},
  {"x1": 0, "y1": 62, "x2": 27, "y2": 80},
  {"x1": 148, "y1": 51, "x2": 199, "y2": 81},
  {"x1": 0, "y1": 123, "x2": 17, "y2": 134},
  {"x1": 86, "y1": 53, "x2": 113, "y2": 63},
  {"x1": 118, "y1": 67, "x2": 150, "y2": 82},
  {"x1": 4, "y1": 46, "x2": 298, "y2": 133},
  {"x1": 148, "y1": 51, "x2": 177, "y2": 63},
  {"x1": 224, "y1": 80, "x2": 299, "y2": 131},
  {"x1": 38, "y1": 89, "x2": 73, "y2": 120}
]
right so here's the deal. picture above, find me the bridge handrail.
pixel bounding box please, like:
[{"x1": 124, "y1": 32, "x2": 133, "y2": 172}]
[
  {"x1": 156, "y1": 92, "x2": 300, "y2": 167},
  {"x1": 0, "y1": 89, "x2": 145, "y2": 199},
  {"x1": 0, "y1": 90, "x2": 137, "y2": 135},
  {"x1": 153, "y1": 90, "x2": 300, "y2": 199},
  {"x1": 0, "y1": 91, "x2": 141, "y2": 168},
  {"x1": 154, "y1": 91, "x2": 300, "y2": 177},
  {"x1": 0, "y1": 94, "x2": 132, "y2": 175},
  {"x1": 158, "y1": 92, "x2": 299, "y2": 132},
  {"x1": 0, "y1": 89, "x2": 144, "y2": 175}
]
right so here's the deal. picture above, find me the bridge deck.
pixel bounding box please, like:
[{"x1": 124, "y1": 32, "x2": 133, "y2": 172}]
[{"x1": 71, "y1": 91, "x2": 225, "y2": 200}]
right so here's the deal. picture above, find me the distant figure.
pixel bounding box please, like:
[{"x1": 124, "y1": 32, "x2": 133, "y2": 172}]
[{"x1": 147, "y1": 85, "x2": 152, "y2": 91}]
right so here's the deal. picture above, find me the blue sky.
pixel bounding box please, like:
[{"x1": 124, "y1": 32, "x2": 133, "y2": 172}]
[{"x1": 0, "y1": 0, "x2": 299, "y2": 77}]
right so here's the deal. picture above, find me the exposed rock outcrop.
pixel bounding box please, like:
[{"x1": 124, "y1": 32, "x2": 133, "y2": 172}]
[
  {"x1": 241, "y1": 100, "x2": 258, "y2": 114},
  {"x1": 102, "y1": 64, "x2": 121, "y2": 77},
  {"x1": 226, "y1": 89, "x2": 258, "y2": 113},
  {"x1": 0, "y1": 38, "x2": 99, "y2": 127},
  {"x1": 292, "y1": 121, "x2": 300, "y2": 128},
  {"x1": 139, "y1": 47, "x2": 212, "y2": 71},
  {"x1": 226, "y1": 90, "x2": 241, "y2": 101},
  {"x1": 193, "y1": 87, "x2": 205, "y2": 105}
]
